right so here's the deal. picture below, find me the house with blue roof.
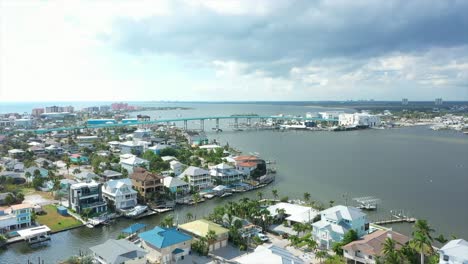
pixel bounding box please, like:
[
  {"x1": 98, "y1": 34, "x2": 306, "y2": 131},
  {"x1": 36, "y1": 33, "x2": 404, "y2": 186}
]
[{"x1": 139, "y1": 226, "x2": 192, "y2": 264}]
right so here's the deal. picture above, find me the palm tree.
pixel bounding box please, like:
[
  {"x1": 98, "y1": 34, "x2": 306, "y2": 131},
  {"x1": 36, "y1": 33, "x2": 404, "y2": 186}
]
[
  {"x1": 306, "y1": 238, "x2": 318, "y2": 252},
  {"x1": 382, "y1": 238, "x2": 402, "y2": 264},
  {"x1": 186, "y1": 212, "x2": 194, "y2": 222},
  {"x1": 434, "y1": 234, "x2": 448, "y2": 244},
  {"x1": 161, "y1": 215, "x2": 174, "y2": 228},
  {"x1": 303, "y1": 192, "x2": 311, "y2": 203},
  {"x1": 315, "y1": 250, "x2": 328, "y2": 264},
  {"x1": 205, "y1": 229, "x2": 218, "y2": 249},
  {"x1": 192, "y1": 193, "x2": 201, "y2": 207},
  {"x1": 276, "y1": 208, "x2": 286, "y2": 221},
  {"x1": 413, "y1": 220, "x2": 435, "y2": 242},
  {"x1": 410, "y1": 232, "x2": 434, "y2": 264},
  {"x1": 257, "y1": 191, "x2": 263, "y2": 201},
  {"x1": 329, "y1": 200, "x2": 335, "y2": 208},
  {"x1": 272, "y1": 189, "x2": 278, "y2": 200}
]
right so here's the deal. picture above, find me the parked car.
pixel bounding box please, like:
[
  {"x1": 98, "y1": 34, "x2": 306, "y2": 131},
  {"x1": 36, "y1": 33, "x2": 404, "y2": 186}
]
[{"x1": 257, "y1": 233, "x2": 269, "y2": 242}]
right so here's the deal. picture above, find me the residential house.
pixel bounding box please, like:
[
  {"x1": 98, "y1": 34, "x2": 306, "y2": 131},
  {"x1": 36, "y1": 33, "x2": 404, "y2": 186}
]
[
  {"x1": 148, "y1": 144, "x2": 169, "y2": 155},
  {"x1": 100, "y1": 170, "x2": 123, "y2": 181},
  {"x1": 130, "y1": 168, "x2": 163, "y2": 199},
  {"x1": 69, "y1": 181, "x2": 107, "y2": 214},
  {"x1": 179, "y1": 219, "x2": 229, "y2": 251},
  {"x1": 0, "y1": 193, "x2": 14, "y2": 206},
  {"x1": 163, "y1": 177, "x2": 189, "y2": 195},
  {"x1": 89, "y1": 239, "x2": 147, "y2": 264},
  {"x1": 178, "y1": 166, "x2": 211, "y2": 191},
  {"x1": 75, "y1": 171, "x2": 99, "y2": 182},
  {"x1": 439, "y1": 239, "x2": 468, "y2": 264},
  {"x1": 120, "y1": 154, "x2": 149, "y2": 174},
  {"x1": 24, "y1": 166, "x2": 49, "y2": 182},
  {"x1": 0, "y1": 203, "x2": 33, "y2": 232},
  {"x1": 0, "y1": 171, "x2": 26, "y2": 184},
  {"x1": 76, "y1": 135, "x2": 100, "y2": 148},
  {"x1": 209, "y1": 163, "x2": 245, "y2": 184},
  {"x1": 234, "y1": 245, "x2": 304, "y2": 264},
  {"x1": 139, "y1": 226, "x2": 192, "y2": 264},
  {"x1": 119, "y1": 141, "x2": 144, "y2": 155},
  {"x1": 102, "y1": 179, "x2": 137, "y2": 210},
  {"x1": 184, "y1": 131, "x2": 208, "y2": 146},
  {"x1": 169, "y1": 160, "x2": 185, "y2": 176},
  {"x1": 342, "y1": 229, "x2": 409, "y2": 264},
  {"x1": 222, "y1": 215, "x2": 262, "y2": 238},
  {"x1": 8, "y1": 149, "x2": 25, "y2": 159},
  {"x1": 233, "y1": 155, "x2": 266, "y2": 177},
  {"x1": 267, "y1": 202, "x2": 318, "y2": 225},
  {"x1": 312, "y1": 205, "x2": 369, "y2": 249}
]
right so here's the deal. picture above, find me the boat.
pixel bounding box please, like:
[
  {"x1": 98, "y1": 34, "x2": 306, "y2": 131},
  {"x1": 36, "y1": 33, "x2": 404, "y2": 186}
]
[
  {"x1": 203, "y1": 193, "x2": 216, "y2": 199},
  {"x1": 353, "y1": 196, "x2": 380, "y2": 211},
  {"x1": 220, "y1": 192, "x2": 232, "y2": 198},
  {"x1": 233, "y1": 128, "x2": 244, "y2": 131},
  {"x1": 125, "y1": 205, "x2": 148, "y2": 218}
]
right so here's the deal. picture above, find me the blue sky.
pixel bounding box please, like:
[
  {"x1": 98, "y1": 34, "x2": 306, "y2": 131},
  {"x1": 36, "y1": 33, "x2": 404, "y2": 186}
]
[{"x1": 1, "y1": 0, "x2": 467, "y2": 101}]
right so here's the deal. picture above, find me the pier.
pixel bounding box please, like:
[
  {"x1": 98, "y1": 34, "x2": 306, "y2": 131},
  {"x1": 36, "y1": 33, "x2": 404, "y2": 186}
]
[{"x1": 373, "y1": 217, "x2": 417, "y2": 225}]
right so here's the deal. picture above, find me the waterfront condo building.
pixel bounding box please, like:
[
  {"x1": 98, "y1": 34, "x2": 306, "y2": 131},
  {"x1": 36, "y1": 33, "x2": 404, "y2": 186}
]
[
  {"x1": 101, "y1": 178, "x2": 138, "y2": 210},
  {"x1": 68, "y1": 181, "x2": 107, "y2": 214},
  {"x1": 178, "y1": 166, "x2": 211, "y2": 191},
  {"x1": 338, "y1": 113, "x2": 381, "y2": 128},
  {"x1": 130, "y1": 167, "x2": 164, "y2": 199},
  {"x1": 139, "y1": 226, "x2": 192, "y2": 264},
  {"x1": 312, "y1": 205, "x2": 369, "y2": 249}
]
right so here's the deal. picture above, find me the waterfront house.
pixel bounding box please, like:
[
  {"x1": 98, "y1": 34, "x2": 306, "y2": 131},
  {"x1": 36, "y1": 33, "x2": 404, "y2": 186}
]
[
  {"x1": 234, "y1": 245, "x2": 304, "y2": 264},
  {"x1": 130, "y1": 168, "x2": 163, "y2": 199},
  {"x1": 102, "y1": 178, "x2": 137, "y2": 210},
  {"x1": 68, "y1": 181, "x2": 107, "y2": 214},
  {"x1": 209, "y1": 163, "x2": 246, "y2": 184},
  {"x1": 342, "y1": 229, "x2": 409, "y2": 264},
  {"x1": 169, "y1": 160, "x2": 185, "y2": 176},
  {"x1": 179, "y1": 219, "x2": 229, "y2": 251},
  {"x1": 233, "y1": 155, "x2": 266, "y2": 177},
  {"x1": 89, "y1": 239, "x2": 148, "y2": 264},
  {"x1": 184, "y1": 131, "x2": 208, "y2": 146},
  {"x1": 267, "y1": 202, "x2": 318, "y2": 225},
  {"x1": 178, "y1": 166, "x2": 211, "y2": 191},
  {"x1": 312, "y1": 205, "x2": 369, "y2": 249},
  {"x1": 148, "y1": 144, "x2": 169, "y2": 155},
  {"x1": 163, "y1": 176, "x2": 189, "y2": 194},
  {"x1": 120, "y1": 154, "x2": 149, "y2": 174},
  {"x1": 439, "y1": 239, "x2": 468, "y2": 264},
  {"x1": 100, "y1": 170, "x2": 123, "y2": 181},
  {"x1": 139, "y1": 226, "x2": 192, "y2": 264},
  {"x1": 24, "y1": 166, "x2": 48, "y2": 182},
  {"x1": 0, "y1": 203, "x2": 33, "y2": 232}
]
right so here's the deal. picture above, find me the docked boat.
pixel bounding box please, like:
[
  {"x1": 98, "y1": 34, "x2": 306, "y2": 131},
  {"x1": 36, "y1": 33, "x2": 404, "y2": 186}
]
[
  {"x1": 203, "y1": 193, "x2": 216, "y2": 199},
  {"x1": 220, "y1": 192, "x2": 233, "y2": 198},
  {"x1": 125, "y1": 205, "x2": 148, "y2": 218}
]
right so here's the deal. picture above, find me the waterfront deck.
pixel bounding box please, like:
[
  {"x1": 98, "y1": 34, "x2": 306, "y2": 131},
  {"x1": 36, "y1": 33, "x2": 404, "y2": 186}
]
[{"x1": 372, "y1": 217, "x2": 417, "y2": 225}]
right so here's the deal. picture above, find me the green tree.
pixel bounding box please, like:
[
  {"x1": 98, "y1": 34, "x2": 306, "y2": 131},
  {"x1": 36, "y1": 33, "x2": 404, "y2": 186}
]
[
  {"x1": 303, "y1": 192, "x2": 311, "y2": 203},
  {"x1": 272, "y1": 189, "x2": 278, "y2": 200},
  {"x1": 205, "y1": 229, "x2": 218, "y2": 248},
  {"x1": 382, "y1": 238, "x2": 402, "y2": 264},
  {"x1": 257, "y1": 191, "x2": 263, "y2": 201},
  {"x1": 192, "y1": 193, "x2": 201, "y2": 207},
  {"x1": 185, "y1": 212, "x2": 194, "y2": 222},
  {"x1": 434, "y1": 234, "x2": 448, "y2": 244},
  {"x1": 161, "y1": 215, "x2": 174, "y2": 228},
  {"x1": 411, "y1": 219, "x2": 435, "y2": 264},
  {"x1": 316, "y1": 250, "x2": 328, "y2": 264}
]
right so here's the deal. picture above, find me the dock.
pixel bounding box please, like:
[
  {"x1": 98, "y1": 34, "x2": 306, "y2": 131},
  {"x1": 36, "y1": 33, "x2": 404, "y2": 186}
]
[{"x1": 373, "y1": 217, "x2": 417, "y2": 225}]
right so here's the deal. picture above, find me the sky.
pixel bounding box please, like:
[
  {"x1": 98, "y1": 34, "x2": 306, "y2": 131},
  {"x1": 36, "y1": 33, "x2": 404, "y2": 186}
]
[{"x1": 1, "y1": 0, "x2": 468, "y2": 102}]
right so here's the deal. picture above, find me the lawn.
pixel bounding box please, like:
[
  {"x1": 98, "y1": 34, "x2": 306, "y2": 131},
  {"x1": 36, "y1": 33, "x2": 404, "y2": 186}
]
[{"x1": 36, "y1": 205, "x2": 83, "y2": 232}]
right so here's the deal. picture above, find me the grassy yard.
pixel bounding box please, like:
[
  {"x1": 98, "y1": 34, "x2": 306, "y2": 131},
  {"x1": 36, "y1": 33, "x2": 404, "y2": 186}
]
[{"x1": 36, "y1": 205, "x2": 82, "y2": 232}]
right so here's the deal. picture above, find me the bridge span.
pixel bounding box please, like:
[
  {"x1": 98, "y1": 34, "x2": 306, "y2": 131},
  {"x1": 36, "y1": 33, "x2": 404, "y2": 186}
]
[{"x1": 33, "y1": 115, "x2": 338, "y2": 134}]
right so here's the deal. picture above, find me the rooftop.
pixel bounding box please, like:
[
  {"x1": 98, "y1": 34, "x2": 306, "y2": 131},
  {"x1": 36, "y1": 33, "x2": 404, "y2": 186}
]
[
  {"x1": 342, "y1": 230, "x2": 409, "y2": 257},
  {"x1": 179, "y1": 219, "x2": 229, "y2": 237},
  {"x1": 440, "y1": 239, "x2": 468, "y2": 260},
  {"x1": 89, "y1": 239, "x2": 147, "y2": 264},
  {"x1": 139, "y1": 226, "x2": 192, "y2": 249}
]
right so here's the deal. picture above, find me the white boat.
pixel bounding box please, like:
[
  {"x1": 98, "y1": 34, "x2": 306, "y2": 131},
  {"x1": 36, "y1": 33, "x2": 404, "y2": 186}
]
[
  {"x1": 220, "y1": 192, "x2": 233, "y2": 198},
  {"x1": 125, "y1": 205, "x2": 148, "y2": 218},
  {"x1": 203, "y1": 193, "x2": 216, "y2": 199}
]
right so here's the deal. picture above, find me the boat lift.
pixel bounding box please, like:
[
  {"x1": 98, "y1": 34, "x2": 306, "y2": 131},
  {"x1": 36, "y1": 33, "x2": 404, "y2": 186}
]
[
  {"x1": 17, "y1": 225, "x2": 51, "y2": 244},
  {"x1": 353, "y1": 196, "x2": 381, "y2": 210}
]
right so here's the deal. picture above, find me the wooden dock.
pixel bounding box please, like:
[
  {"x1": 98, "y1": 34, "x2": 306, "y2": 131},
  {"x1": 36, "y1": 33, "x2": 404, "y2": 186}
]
[{"x1": 373, "y1": 217, "x2": 417, "y2": 225}]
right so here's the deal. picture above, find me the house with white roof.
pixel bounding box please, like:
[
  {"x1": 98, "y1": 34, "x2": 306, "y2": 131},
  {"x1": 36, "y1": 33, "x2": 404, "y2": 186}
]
[
  {"x1": 178, "y1": 166, "x2": 211, "y2": 190},
  {"x1": 101, "y1": 178, "x2": 137, "y2": 210},
  {"x1": 267, "y1": 202, "x2": 318, "y2": 225},
  {"x1": 89, "y1": 239, "x2": 147, "y2": 264},
  {"x1": 209, "y1": 163, "x2": 245, "y2": 184},
  {"x1": 234, "y1": 245, "x2": 304, "y2": 264},
  {"x1": 169, "y1": 160, "x2": 185, "y2": 176},
  {"x1": 312, "y1": 205, "x2": 369, "y2": 249},
  {"x1": 439, "y1": 239, "x2": 468, "y2": 264},
  {"x1": 119, "y1": 141, "x2": 144, "y2": 155},
  {"x1": 119, "y1": 154, "x2": 149, "y2": 174},
  {"x1": 163, "y1": 177, "x2": 189, "y2": 194}
]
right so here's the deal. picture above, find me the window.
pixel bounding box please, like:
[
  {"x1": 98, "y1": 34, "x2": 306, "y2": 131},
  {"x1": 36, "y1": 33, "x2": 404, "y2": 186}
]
[{"x1": 443, "y1": 255, "x2": 449, "y2": 261}]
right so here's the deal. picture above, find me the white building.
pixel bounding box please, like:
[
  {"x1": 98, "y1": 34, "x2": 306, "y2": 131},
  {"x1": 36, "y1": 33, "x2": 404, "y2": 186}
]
[
  {"x1": 338, "y1": 113, "x2": 381, "y2": 127},
  {"x1": 69, "y1": 181, "x2": 107, "y2": 214},
  {"x1": 319, "y1": 111, "x2": 344, "y2": 120},
  {"x1": 267, "y1": 202, "x2": 318, "y2": 225},
  {"x1": 234, "y1": 245, "x2": 304, "y2": 264},
  {"x1": 119, "y1": 154, "x2": 149, "y2": 174},
  {"x1": 163, "y1": 176, "x2": 189, "y2": 194},
  {"x1": 209, "y1": 163, "x2": 245, "y2": 184},
  {"x1": 169, "y1": 160, "x2": 185, "y2": 176},
  {"x1": 102, "y1": 178, "x2": 137, "y2": 210},
  {"x1": 178, "y1": 166, "x2": 211, "y2": 190},
  {"x1": 439, "y1": 239, "x2": 468, "y2": 264},
  {"x1": 89, "y1": 239, "x2": 147, "y2": 264},
  {"x1": 119, "y1": 141, "x2": 144, "y2": 155}
]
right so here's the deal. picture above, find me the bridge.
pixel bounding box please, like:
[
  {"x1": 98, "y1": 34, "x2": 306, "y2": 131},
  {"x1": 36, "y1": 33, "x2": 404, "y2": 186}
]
[{"x1": 33, "y1": 115, "x2": 338, "y2": 134}]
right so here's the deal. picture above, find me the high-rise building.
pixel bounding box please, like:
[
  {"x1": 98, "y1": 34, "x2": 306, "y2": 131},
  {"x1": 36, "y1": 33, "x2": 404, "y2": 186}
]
[
  {"x1": 31, "y1": 108, "x2": 45, "y2": 116},
  {"x1": 45, "y1": 106, "x2": 60, "y2": 113},
  {"x1": 402, "y1": 98, "x2": 408, "y2": 105},
  {"x1": 435, "y1": 98, "x2": 443, "y2": 105}
]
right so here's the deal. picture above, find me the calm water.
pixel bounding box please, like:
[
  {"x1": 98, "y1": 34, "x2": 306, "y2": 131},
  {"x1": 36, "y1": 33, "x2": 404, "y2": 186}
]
[{"x1": 1, "y1": 102, "x2": 467, "y2": 263}]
